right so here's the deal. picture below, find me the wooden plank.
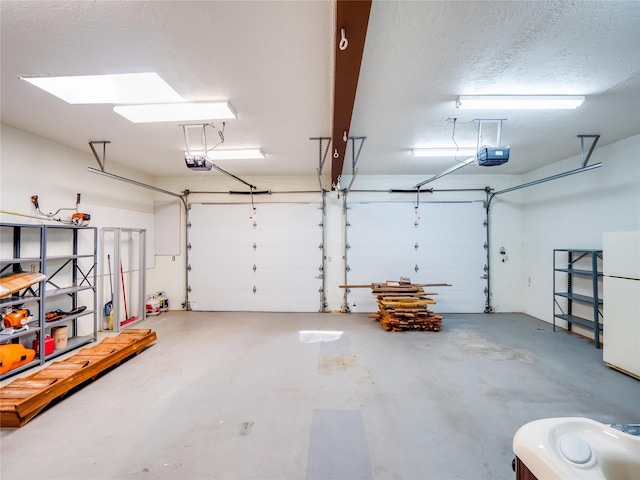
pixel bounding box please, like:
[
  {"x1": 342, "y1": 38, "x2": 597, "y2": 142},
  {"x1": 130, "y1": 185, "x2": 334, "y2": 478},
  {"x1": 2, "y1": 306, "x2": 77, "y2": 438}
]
[
  {"x1": 380, "y1": 301, "x2": 436, "y2": 307},
  {"x1": 0, "y1": 329, "x2": 156, "y2": 427},
  {"x1": 373, "y1": 288, "x2": 421, "y2": 294},
  {"x1": 0, "y1": 389, "x2": 46, "y2": 400},
  {"x1": 36, "y1": 361, "x2": 91, "y2": 370},
  {"x1": 340, "y1": 283, "x2": 451, "y2": 288},
  {"x1": 0, "y1": 272, "x2": 46, "y2": 298},
  {"x1": 3, "y1": 379, "x2": 58, "y2": 389},
  {"x1": 380, "y1": 295, "x2": 438, "y2": 301}
]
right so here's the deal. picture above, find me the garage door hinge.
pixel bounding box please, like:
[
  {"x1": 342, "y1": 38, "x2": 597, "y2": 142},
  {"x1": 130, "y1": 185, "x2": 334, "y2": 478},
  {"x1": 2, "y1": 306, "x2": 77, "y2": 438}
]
[
  {"x1": 253, "y1": 242, "x2": 257, "y2": 250},
  {"x1": 252, "y1": 264, "x2": 257, "y2": 272},
  {"x1": 187, "y1": 243, "x2": 192, "y2": 250},
  {"x1": 481, "y1": 274, "x2": 488, "y2": 280},
  {"x1": 252, "y1": 286, "x2": 257, "y2": 294},
  {"x1": 414, "y1": 264, "x2": 419, "y2": 272},
  {"x1": 483, "y1": 220, "x2": 488, "y2": 228},
  {"x1": 346, "y1": 243, "x2": 351, "y2": 250},
  {"x1": 483, "y1": 242, "x2": 488, "y2": 250},
  {"x1": 187, "y1": 221, "x2": 192, "y2": 228},
  {"x1": 346, "y1": 264, "x2": 351, "y2": 272},
  {"x1": 187, "y1": 264, "x2": 192, "y2": 271},
  {"x1": 318, "y1": 222, "x2": 323, "y2": 227},
  {"x1": 483, "y1": 264, "x2": 489, "y2": 272},
  {"x1": 414, "y1": 242, "x2": 419, "y2": 250},
  {"x1": 253, "y1": 221, "x2": 258, "y2": 229},
  {"x1": 346, "y1": 221, "x2": 351, "y2": 227},
  {"x1": 318, "y1": 243, "x2": 323, "y2": 249},
  {"x1": 187, "y1": 285, "x2": 192, "y2": 293},
  {"x1": 414, "y1": 220, "x2": 419, "y2": 227}
]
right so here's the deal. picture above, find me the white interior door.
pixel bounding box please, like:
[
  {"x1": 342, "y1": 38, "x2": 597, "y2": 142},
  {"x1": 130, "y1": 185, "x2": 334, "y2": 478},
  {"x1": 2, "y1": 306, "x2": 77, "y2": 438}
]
[
  {"x1": 189, "y1": 203, "x2": 323, "y2": 312},
  {"x1": 346, "y1": 201, "x2": 486, "y2": 313}
]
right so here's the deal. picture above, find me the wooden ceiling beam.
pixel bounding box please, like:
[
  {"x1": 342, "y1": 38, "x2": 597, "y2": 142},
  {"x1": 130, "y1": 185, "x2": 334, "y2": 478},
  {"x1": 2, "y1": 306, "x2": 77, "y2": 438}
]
[{"x1": 331, "y1": 0, "x2": 372, "y2": 187}]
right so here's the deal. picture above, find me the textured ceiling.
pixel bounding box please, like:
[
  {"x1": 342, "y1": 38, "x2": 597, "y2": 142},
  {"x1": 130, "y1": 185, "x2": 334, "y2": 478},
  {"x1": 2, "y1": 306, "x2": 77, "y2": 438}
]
[{"x1": 1, "y1": 0, "x2": 639, "y2": 181}]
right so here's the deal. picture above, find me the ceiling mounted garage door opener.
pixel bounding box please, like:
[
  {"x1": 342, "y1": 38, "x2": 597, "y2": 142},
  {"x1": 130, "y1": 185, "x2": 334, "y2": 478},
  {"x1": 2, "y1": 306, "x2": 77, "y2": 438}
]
[
  {"x1": 181, "y1": 123, "x2": 262, "y2": 196},
  {"x1": 182, "y1": 122, "x2": 224, "y2": 171}
]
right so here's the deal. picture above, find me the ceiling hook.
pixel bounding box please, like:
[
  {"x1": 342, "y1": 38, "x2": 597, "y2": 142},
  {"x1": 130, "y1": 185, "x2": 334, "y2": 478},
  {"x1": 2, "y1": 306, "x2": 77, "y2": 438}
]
[{"x1": 339, "y1": 28, "x2": 348, "y2": 51}]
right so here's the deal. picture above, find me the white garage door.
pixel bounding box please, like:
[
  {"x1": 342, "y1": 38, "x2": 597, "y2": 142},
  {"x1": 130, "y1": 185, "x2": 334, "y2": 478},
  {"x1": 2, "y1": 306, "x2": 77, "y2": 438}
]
[
  {"x1": 189, "y1": 203, "x2": 323, "y2": 312},
  {"x1": 346, "y1": 201, "x2": 486, "y2": 313}
]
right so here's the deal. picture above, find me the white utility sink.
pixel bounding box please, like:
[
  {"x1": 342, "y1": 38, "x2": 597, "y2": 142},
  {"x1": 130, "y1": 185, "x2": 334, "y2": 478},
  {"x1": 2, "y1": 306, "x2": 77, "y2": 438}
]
[{"x1": 513, "y1": 417, "x2": 640, "y2": 479}]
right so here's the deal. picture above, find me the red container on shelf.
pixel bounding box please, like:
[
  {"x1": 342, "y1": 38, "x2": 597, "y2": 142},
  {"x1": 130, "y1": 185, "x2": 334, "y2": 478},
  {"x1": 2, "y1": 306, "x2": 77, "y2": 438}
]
[{"x1": 33, "y1": 334, "x2": 54, "y2": 356}]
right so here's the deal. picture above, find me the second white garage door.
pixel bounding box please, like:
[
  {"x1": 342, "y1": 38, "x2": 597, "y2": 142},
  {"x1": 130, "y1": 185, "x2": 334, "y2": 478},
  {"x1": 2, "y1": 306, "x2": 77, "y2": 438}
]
[
  {"x1": 345, "y1": 201, "x2": 487, "y2": 313},
  {"x1": 188, "y1": 203, "x2": 323, "y2": 312}
]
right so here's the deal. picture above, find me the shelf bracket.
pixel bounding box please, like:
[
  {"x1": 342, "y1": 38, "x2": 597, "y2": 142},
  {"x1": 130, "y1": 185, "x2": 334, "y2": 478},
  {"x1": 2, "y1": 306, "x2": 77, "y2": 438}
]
[
  {"x1": 88, "y1": 141, "x2": 110, "y2": 172},
  {"x1": 578, "y1": 134, "x2": 600, "y2": 168},
  {"x1": 310, "y1": 137, "x2": 332, "y2": 192},
  {"x1": 349, "y1": 136, "x2": 367, "y2": 173}
]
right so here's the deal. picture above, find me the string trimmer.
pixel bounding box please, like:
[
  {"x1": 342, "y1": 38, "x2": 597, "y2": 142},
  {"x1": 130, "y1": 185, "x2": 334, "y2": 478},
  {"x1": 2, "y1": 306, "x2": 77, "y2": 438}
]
[{"x1": 31, "y1": 193, "x2": 90, "y2": 225}]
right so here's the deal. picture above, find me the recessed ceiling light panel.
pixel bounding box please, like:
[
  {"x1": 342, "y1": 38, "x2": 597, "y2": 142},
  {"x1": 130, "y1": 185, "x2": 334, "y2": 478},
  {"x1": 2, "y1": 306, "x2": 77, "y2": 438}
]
[
  {"x1": 21, "y1": 72, "x2": 182, "y2": 104},
  {"x1": 456, "y1": 95, "x2": 585, "y2": 110},
  {"x1": 208, "y1": 149, "x2": 265, "y2": 160},
  {"x1": 412, "y1": 148, "x2": 477, "y2": 157},
  {"x1": 114, "y1": 102, "x2": 237, "y2": 123}
]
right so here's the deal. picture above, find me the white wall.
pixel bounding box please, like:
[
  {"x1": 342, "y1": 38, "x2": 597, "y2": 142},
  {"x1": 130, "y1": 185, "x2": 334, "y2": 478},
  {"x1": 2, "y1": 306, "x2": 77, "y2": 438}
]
[
  {"x1": 0, "y1": 124, "x2": 156, "y2": 218},
  {"x1": 519, "y1": 134, "x2": 640, "y2": 325},
  {"x1": 1, "y1": 124, "x2": 158, "y2": 326},
  {"x1": 4, "y1": 123, "x2": 637, "y2": 320}
]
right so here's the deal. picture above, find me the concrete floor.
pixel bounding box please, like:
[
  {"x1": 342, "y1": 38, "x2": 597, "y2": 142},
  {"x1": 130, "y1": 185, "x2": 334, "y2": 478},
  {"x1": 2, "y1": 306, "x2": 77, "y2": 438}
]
[{"x1": 1, "y1": 312, "x2": 639, "y2": 480}]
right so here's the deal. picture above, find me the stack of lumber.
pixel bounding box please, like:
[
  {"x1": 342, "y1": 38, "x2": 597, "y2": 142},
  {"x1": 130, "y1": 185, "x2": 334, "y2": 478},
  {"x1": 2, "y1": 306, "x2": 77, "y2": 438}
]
[{"x1": 371, "y1": 280, "x2": 444, "y2": 332}]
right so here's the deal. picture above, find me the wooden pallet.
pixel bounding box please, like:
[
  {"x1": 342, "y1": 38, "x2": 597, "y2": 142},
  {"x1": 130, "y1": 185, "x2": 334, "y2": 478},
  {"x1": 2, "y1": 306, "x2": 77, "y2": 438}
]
[{"x1": 0, "y1": 329, "x2": 157, "y2": 427}]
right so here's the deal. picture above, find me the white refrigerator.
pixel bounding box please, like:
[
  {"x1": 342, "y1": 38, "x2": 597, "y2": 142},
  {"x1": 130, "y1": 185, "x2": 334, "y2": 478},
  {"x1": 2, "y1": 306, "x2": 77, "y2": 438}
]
[{"x1": 603, "y1": 231, "x2": 640, "y2": 379}]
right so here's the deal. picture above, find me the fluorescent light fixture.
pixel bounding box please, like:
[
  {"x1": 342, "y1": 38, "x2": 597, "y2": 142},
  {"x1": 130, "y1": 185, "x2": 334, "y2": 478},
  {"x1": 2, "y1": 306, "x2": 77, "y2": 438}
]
[
  {"x1": 115, "y1": 101, "x2": 237, "y2": 123},
  {"x1": 412, "y1": 148, "x2": 477, "y2": 157},
  {"x1": 208, "y1": 148, "x2": 265, "y2": 160},
  {"x1": 456, "y1": 95, "x2": 585, "y2": 110},
  {"x1": 21, "y1": 72, "x2": 182, "y2": 104}
]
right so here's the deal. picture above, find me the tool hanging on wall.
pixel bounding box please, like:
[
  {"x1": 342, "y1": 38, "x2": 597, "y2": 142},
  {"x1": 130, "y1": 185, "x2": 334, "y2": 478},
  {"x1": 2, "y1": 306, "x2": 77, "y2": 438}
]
[{"x1": 30, "y1": 193, "x2": 90, "y2": 225}]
